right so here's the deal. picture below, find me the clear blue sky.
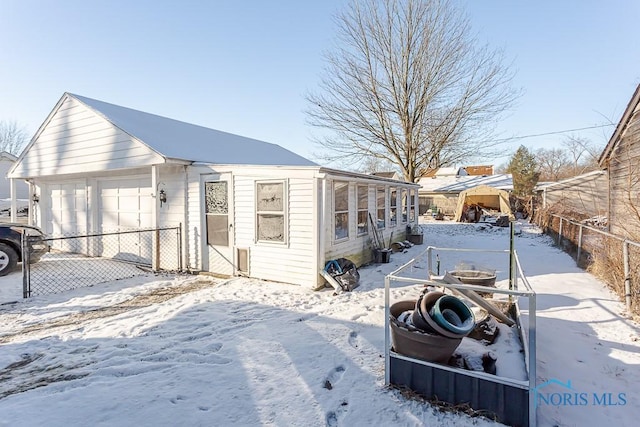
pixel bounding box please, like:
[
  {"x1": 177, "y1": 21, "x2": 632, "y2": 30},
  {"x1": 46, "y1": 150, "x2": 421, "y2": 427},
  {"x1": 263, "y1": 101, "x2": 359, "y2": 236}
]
[{"x1": 1, "y1": 0, "x2": 639, "y2": 168}]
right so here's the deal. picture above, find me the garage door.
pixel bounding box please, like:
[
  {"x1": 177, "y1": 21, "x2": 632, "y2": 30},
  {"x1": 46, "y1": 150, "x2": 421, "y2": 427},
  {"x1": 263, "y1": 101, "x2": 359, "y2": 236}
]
[
  {"x1": 98, "y1": 178, "x2": 153, "y2": 263},
  {"x1": 47, "y1": 182, "x2": 87, "y2": 237}
]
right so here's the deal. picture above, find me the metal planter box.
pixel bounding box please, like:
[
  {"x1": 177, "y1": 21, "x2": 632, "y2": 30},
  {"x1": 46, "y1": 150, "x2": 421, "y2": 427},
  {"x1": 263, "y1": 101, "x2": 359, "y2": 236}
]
[{"x1": 384, "y1": 245, "x2": 536, "y2": 427}]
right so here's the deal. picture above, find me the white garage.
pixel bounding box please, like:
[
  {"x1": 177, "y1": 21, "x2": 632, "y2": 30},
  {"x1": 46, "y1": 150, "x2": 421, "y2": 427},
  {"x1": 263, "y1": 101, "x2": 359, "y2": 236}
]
[{"x1": 8, "y1": 92, "x2": 420, "y2": 289}]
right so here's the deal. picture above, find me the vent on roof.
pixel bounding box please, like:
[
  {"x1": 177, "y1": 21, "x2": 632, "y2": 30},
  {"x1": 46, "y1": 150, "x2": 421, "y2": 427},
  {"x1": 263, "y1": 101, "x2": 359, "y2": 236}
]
[{"x1": 236, "y1": 248, "x2": 249, "y2": 275}]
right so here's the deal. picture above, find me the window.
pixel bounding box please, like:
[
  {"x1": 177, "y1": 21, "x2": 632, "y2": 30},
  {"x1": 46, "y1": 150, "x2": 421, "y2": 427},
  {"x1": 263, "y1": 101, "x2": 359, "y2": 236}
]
[
  {"x1": 334, "y1": 181, "x2": 349, "y2": 240},
  {"x1": 205, "y1": 181, "x2": 229, "y2": 246},
  {"x1": 357, "y1": 185, "x2": 368, "y2": 235},
  {"x1": 390, "y1": 187, "x2": 397, "y2": 227},
  {"x1": 409, "y1": 189, "x2": 416, "y2": 221},
  {"x1": 256, "y1": 181, "x2": 286, "y2": 243},
  {"x1": 401, "y1": 188, "x2": 408, "y2": 223},
  {"x1": 376, "y1": 186, "x2": 386, "y2": 229}
]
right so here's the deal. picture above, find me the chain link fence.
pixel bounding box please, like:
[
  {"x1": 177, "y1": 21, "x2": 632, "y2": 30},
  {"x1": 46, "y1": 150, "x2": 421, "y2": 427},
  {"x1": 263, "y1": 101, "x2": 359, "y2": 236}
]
[
  {"x1": 22, "y1": 226, "x2": 183, "y2": 297},
  {"x1": 534, "y1": 210, "x2": 640, "y2": 314}
]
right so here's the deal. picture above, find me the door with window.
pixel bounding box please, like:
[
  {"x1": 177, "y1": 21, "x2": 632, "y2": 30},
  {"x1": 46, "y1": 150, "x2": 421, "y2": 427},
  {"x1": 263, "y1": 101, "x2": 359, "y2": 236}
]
[{"x1": 203, "y1": 173, "x2": 234, "y2": 276}]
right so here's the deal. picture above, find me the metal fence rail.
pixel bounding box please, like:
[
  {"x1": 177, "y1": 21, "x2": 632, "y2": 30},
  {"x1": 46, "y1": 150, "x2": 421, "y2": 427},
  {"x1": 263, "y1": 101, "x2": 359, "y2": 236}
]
[
  {"x1": 22, "y1": 226, "x2": 183, "y2": 298},
  {"x1": 534, "y1": 211, "x2": 640, "y2": 312}
]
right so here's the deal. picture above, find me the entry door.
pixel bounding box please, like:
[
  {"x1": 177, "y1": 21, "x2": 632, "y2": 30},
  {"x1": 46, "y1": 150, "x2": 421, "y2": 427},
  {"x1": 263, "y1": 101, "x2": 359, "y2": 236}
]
[{"x1": 204, "y1": 174, "x2": 234, "y2": 276}]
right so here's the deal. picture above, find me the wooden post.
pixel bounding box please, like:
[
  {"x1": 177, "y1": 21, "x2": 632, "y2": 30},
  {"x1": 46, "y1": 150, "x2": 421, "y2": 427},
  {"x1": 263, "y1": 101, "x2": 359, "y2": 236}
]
[
  {"x1": 154, "y1": 229, "x2": 161, "y2": 271},
  {"x1": 577, "y1": 225, "x2": 583, "y2": 266},
  {"x1": 558, "y1": 217, "x2": 563, "y2": 246}
]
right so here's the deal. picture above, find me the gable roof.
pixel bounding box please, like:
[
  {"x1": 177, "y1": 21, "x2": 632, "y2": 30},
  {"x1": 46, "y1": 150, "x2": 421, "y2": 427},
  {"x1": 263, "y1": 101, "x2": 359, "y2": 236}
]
[
  {"x1": 599, "y1": 84, "x2": 640, "y2": 167},
  {"x1": 69, "y1": 94, "x2": 317, "y2": 167},
  {"x1": 0, "y1": 151, "x2": 18, "y2": 162}
]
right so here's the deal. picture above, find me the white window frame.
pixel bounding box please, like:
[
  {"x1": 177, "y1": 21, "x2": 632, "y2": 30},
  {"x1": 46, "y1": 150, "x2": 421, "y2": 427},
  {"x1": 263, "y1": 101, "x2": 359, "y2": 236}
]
[
  {"x1": 357, "y1": 184, "x2": 369, "y2": 236},
  {"x1": 390, "y1": 187, "x2": 398, "y2": 227},
  {"x1": 376, "y1": 185, "x2": 386, "y2": 229},
  {"x1": 401, "y1": 188, "x2": 408, "y2": 223},
  {"x1": 333, "y1": 181, "x2": 350, "y2": 242},
  {"x1": 255, "y1": 179, "x2": 288, "y2": 245}
]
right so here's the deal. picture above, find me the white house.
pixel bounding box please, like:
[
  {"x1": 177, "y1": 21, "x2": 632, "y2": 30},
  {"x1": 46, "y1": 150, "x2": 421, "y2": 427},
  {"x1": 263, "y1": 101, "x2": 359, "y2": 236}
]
[
  {"x1": 8, "y1": 93, "x2": 420, "y2": 289},
  {"x1": 1, "y1": 151, "x2": 28, "y2": 199}
]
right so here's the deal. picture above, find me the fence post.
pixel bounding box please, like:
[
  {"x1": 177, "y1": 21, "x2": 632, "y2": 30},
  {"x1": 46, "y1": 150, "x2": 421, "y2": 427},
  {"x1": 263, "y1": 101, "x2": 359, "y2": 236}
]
[
  {"x1": 623, "y1": 241, "x2": 632, "y2": 311},
  {"x1": 21, "y1": 232, "x2": 31, "y2": 298},
  {"x1": 177, "y1": 223, "x2": 183, "y2": 271},
  {"x1": 558, "y1": 217, "x2": 563, "y2": 246},
  {"x1": 154, "y1": 228, "x2": 160, "y2": 271},
  {"x1": 577, "y1": 225, "x2": 583, "y2": 267}
]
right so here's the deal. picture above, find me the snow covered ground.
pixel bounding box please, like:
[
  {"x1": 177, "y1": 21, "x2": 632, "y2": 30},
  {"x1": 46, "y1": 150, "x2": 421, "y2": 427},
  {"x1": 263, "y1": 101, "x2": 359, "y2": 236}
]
[{"x1": 0, "y1": 221, "x2": 639, "y2": 426}]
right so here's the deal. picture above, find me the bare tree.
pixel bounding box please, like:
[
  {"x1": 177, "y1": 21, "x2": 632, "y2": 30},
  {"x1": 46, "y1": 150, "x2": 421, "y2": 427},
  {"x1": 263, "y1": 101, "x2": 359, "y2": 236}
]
[
  {"x1": 306, "y1": 0, "x2": 519, "y2": 182},
  {"x1": 562, "y1": 135, "x2": 602, "y2": 176},
  {"x1": 0, "y1": 120, "x2": 29, "y2": 155},
  {"x1": 536, "y1": 147, "x2": 570, "y2": 181}
]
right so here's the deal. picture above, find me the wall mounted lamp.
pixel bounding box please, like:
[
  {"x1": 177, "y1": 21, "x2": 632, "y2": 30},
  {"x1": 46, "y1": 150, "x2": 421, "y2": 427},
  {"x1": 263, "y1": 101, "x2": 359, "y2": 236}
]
[
  {"x1": 159, "y1": 189, "x2": 167, "y2": 207},
  {"x1": 32, "y1": 193, "x2": 39, "y2": 203}
]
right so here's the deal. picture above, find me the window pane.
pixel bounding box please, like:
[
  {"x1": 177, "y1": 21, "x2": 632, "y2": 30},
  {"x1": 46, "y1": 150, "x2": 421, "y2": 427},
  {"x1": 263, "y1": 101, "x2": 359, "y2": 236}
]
[
  {"x1": 390, "y1": 188, "x2": 397, "y2": 207},
  {"x1": 205, "y1": 182, "x2": 228, "y2": 214},
  {"x1": 335, "y1": 212, "x2": 349, "y2": 240},
  {"x1": 334, "y1": 182, "x2": 349, "y2": 211},
  {"x1": 257, "y1": 214, "x2": 284, "y2": 241},
  {"x1": 410, "y1": 190, "x2": 416, "y2": 221},
  {"x1": 206, "y1": 214, "x2": 228, "y2": 246},
  {"x1": 377, "y1": 187, "x2": 385, "y2": 228},
  {"x1": 257, "y1": 182, "x2": 283, "y2": 211},
  {"x1": 357, "y1": 185, "x2": 368, "y2": 209},
  {"x1": 357, "y1": 210, "x2": 368, "y2": 234},
  {"x1": 401, "y1": 189, "x2": 407, "y2": 222}
]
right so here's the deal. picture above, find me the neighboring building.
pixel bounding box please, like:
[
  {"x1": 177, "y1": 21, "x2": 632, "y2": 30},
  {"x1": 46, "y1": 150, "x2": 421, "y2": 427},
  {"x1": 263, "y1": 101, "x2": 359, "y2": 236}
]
[
  {"x1": 371, "y1": 171, "x2": 402, "y2": 181},
  {"x1": 463, "y1": 165, "x2": 493, "y2": 176},
  {"x1": 0, "y1": 151, "x2": 28, "y2": 200},
  {"x1": 535, "y1": 170, "x2": 607, "y2": 219},
  {"x1": 599, "y1": 84, "x2": 640, "y2": 237},
  {"x1": 8, "y1": 93, "x2": 419, "y2": 288},
  {"x1": 417, "y1": 168, "x2": 512, "y2": 216}
]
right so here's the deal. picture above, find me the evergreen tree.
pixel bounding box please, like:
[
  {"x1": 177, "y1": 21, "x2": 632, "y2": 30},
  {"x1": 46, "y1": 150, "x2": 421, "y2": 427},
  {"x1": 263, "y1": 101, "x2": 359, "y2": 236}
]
[{"x1": 507, "y1": 145, "x2": 539, "y2": 198}]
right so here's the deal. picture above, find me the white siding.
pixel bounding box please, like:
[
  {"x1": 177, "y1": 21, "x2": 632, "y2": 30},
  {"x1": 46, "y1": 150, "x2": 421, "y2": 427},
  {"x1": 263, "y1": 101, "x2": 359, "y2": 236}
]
[
  {"x1": 186, "y1": 165, "x2": 319, "y2": 287},
  {"x1": 11, "y1": 96, "x2": 163, "y2": 178}
]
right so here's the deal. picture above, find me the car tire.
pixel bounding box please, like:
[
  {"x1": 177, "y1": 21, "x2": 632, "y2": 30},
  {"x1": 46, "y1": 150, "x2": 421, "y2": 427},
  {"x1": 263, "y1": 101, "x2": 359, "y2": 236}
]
[{"x1": 0, "y1": 243, "x2": 18, "y2": 276}]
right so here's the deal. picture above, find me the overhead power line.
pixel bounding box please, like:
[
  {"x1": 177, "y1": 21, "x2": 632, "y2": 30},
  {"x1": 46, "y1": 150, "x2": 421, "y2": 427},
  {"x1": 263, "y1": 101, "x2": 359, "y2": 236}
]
[{"x1": 490, "y1": 123, "x2": 615, "y2": 144}]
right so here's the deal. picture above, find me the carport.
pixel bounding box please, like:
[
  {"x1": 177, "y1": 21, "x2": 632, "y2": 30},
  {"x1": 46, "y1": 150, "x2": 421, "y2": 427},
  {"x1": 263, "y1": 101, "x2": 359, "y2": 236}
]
[{"x1": 453, "y1": 185, "x2": 513, "y2": 222}]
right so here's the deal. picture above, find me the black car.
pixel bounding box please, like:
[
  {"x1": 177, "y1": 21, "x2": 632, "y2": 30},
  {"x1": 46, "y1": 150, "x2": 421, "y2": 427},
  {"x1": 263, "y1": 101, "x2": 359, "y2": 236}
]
[{"x1": 0, "y1": 223, "x2": 49, "y2": 276}]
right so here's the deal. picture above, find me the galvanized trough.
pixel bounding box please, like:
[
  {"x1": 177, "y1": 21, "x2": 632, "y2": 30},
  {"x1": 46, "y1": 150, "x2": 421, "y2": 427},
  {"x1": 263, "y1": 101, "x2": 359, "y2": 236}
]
[{"x1": 384, "y1": 245, "x2": 536, "y2": 427}]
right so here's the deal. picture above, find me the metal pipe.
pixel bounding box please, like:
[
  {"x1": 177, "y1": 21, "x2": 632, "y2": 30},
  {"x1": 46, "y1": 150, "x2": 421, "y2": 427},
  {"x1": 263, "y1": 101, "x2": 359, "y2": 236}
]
[{"x1": 624, "y1": 241, "x2": 631, "y2": 311}]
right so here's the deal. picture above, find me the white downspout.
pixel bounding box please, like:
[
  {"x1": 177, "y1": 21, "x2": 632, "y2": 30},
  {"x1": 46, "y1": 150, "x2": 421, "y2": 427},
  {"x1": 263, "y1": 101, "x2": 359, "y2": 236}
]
[{"x1": 317, "y1": 175, "x2": 327, "y2": 289}]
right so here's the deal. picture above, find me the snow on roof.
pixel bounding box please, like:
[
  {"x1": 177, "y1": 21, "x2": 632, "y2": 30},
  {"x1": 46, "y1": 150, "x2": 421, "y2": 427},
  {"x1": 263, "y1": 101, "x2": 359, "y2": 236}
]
[
  {"x1": 418, "y1": 174, "x2": 513, "y2": 193},
  {"x1": 70, "y1": 93, "x2": 317, "y2": 167},
  {"x1": 535, "y1": 170, "x2": 605, "y2": 191}
]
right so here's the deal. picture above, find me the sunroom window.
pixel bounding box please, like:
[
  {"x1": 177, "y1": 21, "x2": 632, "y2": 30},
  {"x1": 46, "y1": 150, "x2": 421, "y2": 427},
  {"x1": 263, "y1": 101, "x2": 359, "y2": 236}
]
[
  {"x1": 357, "y1": 185, "x2": 368, "y2": 235},
  {"x1": 377, "y1": 186, "x2": 386, "y2": 229},
  {"x1": 334, "y1": 181, "x2": 349, "y2": 240}
]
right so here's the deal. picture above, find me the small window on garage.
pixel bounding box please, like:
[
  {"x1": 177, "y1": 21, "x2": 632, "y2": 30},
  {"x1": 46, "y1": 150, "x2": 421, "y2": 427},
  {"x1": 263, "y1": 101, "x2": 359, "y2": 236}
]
[
  {"x1": 357, "y1": 184, "x2": 368, "y2": 235},
  {"x1": 334, "y1": 181, "x2": 349, "y2": 241},
  {"x1": 376, "y1": 186, "x2": 386, "y2": 229},
  {"x1": 256, "y1": 180, "x2": 287, "y2": 243}
]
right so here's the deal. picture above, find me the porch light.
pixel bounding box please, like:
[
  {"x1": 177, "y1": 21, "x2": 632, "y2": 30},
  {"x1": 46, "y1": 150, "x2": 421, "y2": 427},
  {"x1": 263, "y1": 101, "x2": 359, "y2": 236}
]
[
  {"x1": 159, "y1": 189, "x2": 167, "y2": 206},
  {"x1": 32, "y1": 193, "x2": 39, "y2": 203}
]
